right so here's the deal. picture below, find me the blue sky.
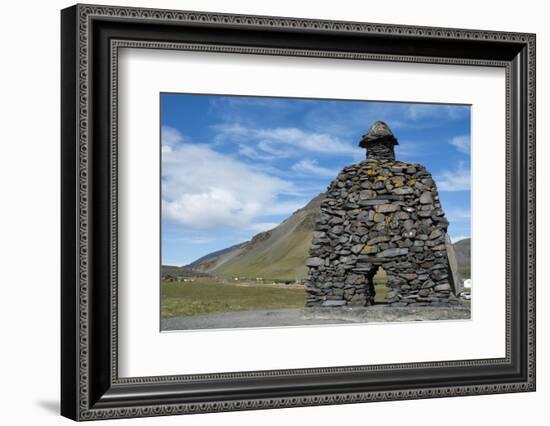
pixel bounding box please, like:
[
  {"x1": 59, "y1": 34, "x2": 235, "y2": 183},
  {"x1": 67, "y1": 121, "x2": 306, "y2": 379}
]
[{"x1": 161, "y1": 94, "x2": 471, "y2": 266}]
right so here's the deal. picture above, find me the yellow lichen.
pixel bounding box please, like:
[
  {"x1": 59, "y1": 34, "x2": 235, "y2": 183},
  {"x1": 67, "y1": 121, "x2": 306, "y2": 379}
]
[{"x1": 407, "y1": 178, "x2": 417, "y2": 186}]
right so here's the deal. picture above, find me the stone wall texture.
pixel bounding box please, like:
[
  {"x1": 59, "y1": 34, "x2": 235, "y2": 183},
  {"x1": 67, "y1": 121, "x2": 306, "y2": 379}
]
[{"x1": 305, "y1": 158, "x2": 460, "y2": 308}]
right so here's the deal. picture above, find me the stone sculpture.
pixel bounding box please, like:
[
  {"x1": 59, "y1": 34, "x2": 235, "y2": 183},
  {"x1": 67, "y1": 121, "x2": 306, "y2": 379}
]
[{"x1": 305, "y1": 121, "x2": 460, "y2": 308}]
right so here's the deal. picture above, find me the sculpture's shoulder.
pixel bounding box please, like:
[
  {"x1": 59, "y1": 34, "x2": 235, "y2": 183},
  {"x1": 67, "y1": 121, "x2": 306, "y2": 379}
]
[
  {"x1": 356, "y1": 159, "x2": 428, "y2": 173},
  {"x1": 330, "y1": 159, "x2": 434, "y2": 188}
]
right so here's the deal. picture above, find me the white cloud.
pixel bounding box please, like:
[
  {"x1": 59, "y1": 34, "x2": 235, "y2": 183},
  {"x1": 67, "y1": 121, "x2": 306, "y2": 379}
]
[
  {"x1": 258, "y1": 128, "x2": 356, "y2": 154},
  {"x1": 292, "y1": 159, "x2": 338, "y2": 178},
  {"x1": 406, "y1": 104, "x2": 438, "y2": 120},
  {"x1": 256, "y1": 140, "x2": 296, "y2": 158},
  {"x1": 237, "y1": 144, "x2": 276, "y2": 161},
  {"x1": 238, "y1": 140, "x2": 296, "y2": 161},
  {"x1": 162, "y1": 129, "x2": 295, "y2": 230},
  {"x1": 161, "y1": 126, "x2": 185, "y2": 151},
  {"x1": 213, "y1": 124, "x2": 357, "y2": 158},
  {"x1": 406, "y1": 104, "x2": 469, "y2": 121},
  {"x1": 449, "y1": 135, "x2": 470, "y2": 154},
  {"x1": 435, "y1": 164, "x2": 471, "y2": 192},
  {"x1": 210, "y1": 97, "x2": 292, "y2": 110},
  {"x1": 444, "y1": 105, "x2": 470, "y2": 119}
]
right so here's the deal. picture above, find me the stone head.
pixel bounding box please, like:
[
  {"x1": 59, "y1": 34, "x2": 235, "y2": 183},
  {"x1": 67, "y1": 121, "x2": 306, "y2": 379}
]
[{"x1": 359, "y1": 121, "x2": 399, "y2": 161}]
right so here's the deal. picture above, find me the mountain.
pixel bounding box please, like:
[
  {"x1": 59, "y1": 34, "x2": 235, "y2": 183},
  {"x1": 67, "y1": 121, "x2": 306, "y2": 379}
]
[
  {"x1": 187, "y1": 242, "x2": 248, "y2": 269},
  {"x1": 453, "y1": 237, "x2": 471, "y2": 279},
  {"x1": 186, "y1": 193, "x2": 471, "y2": 282},
  {"x1": 189, "y1": 193, "x2": 325, "y2": 281}
]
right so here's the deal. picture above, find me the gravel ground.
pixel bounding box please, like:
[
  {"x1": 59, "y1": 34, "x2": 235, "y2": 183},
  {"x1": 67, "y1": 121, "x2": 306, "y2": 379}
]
[{"x1": 161, "y1": 305, "x2": 471, "y2": 331}]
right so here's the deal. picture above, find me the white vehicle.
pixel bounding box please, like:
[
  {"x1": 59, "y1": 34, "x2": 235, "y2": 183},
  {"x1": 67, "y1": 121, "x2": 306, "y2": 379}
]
[{"x1": 459, "y1": 291, "x2": 472, "y2": 300}]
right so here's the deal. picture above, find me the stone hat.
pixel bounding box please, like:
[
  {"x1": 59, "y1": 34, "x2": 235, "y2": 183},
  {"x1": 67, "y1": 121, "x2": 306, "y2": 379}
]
[{"x1": 359, "y1": 121, "x2": 399, "y2": 148}]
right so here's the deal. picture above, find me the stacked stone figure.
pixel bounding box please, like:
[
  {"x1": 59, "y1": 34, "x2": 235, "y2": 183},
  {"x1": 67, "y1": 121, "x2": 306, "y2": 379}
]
[{"x1": 305, "y1": 121, "x2": 460, "y2": 308}]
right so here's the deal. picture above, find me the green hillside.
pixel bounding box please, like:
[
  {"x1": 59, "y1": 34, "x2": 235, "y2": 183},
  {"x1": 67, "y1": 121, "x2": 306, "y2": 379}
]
[{"x1": 191, "y1": 194, "x2": 323, "y2": 281}]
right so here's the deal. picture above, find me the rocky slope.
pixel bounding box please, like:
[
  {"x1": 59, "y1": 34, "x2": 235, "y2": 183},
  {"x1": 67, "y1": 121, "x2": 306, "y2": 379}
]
[{"x1": 453, "y1": 237, "x2": 471, "y2": 279}]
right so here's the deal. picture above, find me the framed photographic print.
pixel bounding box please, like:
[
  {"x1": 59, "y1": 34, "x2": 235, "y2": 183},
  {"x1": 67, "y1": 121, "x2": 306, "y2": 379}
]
[
  {"x1": 158, "y1": 95, "x2": 473, "y2": 331},
  {"x1": 61, "y1": 4, "x2": 536, "y2": 421}
]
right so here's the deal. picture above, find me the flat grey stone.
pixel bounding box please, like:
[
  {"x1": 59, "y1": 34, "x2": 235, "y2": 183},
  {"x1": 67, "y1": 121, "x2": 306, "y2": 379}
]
[
  {"x1": 306, "y1": 257, "x2": 324, "y2": 267},
  {"x1": 417, "y1": 209, "x2": 434, "y2": 217},
  {"x1": 394, "y1": 211, "x2": 409, "y2": 220},
  {"x1": 375, "y1": 204, "x2": 399, "y2": 213},
  {"x1": 322, "y1": 300, "x2": 347, "y2": 307},
  {"x1": 434, "y1": 283, "x2": 452, "y2": 292},
  {"x1": 358, "y1": 199, "x2": 387, "y2": 206},
  {"x1": 359, "y1": 190, "x2": 377, "y2": 200},
  {"x1": 420, "y1": 191, "x2": 434, "y2": 204},
  {"x1": 393, "y1": 186, "x2": 414, "y2": 195},
  {"x1": 429, "y1": 229, "x2": 443, "y2": 239},
  {"x1": 376, "y1": 247, "x2": 409, "y2": 257},
  {"x1": 351, "y1": 244, "x2": 365, "y2": 254},
  {"x1": 367, "y1": 235, "x2": 390, "y2": 245}
]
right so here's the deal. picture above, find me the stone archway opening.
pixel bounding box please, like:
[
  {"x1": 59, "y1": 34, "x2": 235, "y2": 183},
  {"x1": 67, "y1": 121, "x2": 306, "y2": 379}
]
[{"x1": 372, "y1": 266, "x2": 389, "y2": 304}]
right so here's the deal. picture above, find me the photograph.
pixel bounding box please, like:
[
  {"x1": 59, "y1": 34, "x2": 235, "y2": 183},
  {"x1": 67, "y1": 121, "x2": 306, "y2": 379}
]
[{"x1": 160, "y1": 94, "x2": 472, "y2": 331}]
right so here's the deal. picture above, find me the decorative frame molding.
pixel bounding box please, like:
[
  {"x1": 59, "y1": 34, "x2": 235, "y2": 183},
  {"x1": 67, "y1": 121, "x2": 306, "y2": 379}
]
[{"x1": 61, "y1": 3, "x2": 536, "y2": 421}]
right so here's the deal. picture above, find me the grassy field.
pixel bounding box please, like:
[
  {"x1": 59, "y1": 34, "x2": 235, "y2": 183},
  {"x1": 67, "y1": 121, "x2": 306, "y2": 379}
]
[
  {"x1": 161, "y1": 278, "x2": 306, "y2": 318},
  {"x1": 161, "y1": 272, "x2": 392, "y2": 318}
]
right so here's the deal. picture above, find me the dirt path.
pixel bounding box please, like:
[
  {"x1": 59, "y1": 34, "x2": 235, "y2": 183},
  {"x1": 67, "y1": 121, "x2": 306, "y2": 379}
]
[{"x1": 161, "y1": 305, "x2": 470, "y2": 331}]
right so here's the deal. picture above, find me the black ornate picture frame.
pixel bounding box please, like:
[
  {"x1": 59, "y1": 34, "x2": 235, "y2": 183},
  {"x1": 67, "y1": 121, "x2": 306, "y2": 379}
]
[{"x1": 61, "y1": 4, "x2": 536, "y2": 421}]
